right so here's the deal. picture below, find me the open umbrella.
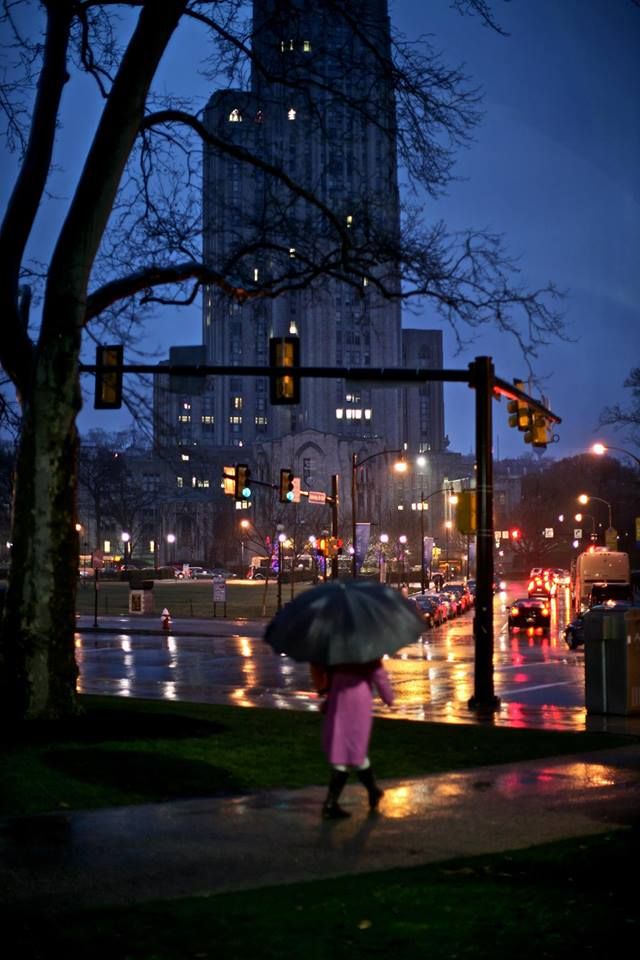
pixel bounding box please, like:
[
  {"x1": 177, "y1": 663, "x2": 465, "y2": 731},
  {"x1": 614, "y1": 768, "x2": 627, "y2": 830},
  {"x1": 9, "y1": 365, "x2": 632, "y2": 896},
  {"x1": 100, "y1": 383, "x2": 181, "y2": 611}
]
[{"x1": 263, "y1": 580, "x2": 425, "y2": 665}]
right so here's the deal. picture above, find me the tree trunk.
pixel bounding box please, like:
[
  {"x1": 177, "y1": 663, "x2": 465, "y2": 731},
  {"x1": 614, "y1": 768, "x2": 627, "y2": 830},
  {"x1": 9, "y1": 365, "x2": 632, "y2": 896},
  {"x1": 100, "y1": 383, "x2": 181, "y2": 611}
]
[{"x1": 0, "y1": 336, "x2": 82, "y2": 721}]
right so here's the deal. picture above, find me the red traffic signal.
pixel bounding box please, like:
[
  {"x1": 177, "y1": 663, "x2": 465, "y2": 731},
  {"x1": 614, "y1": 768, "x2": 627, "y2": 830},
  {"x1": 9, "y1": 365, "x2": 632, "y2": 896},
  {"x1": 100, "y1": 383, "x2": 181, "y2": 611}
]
[{"x1": 509, "y1": 528, "x2": 521, "y2": 540}]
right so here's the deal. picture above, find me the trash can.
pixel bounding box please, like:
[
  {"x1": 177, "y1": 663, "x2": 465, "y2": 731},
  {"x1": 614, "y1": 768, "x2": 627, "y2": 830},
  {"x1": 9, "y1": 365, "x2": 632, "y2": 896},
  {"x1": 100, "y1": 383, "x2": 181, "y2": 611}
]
[
  {"x1": 584, "y1": 607, "x2": 640, "y2": 715},
  {"x1": 128, "y1": 579, "x2": 154, "y2": 614}
]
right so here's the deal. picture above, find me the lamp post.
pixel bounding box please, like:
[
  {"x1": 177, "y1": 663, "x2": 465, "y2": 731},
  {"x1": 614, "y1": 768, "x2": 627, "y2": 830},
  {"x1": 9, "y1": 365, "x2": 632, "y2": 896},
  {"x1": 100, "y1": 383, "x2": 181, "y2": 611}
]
[
  {"x1": 240, "y1": 518, "x2": 250, "y2": 574},
  {"x1": 166, "y1": 532, "x2": 176, "y2": 566},
  {"x1": 351, "y1": 449, "x2": 405, "y2": 578},
  {"x1": 379, "y1": 533, "x2": 389, "y2": 583},
  {"x1": 121, "y1": 531, "x2": 131, "y2": 568},
  {"x1": 577, "y1": 494, "x2": 612, "y2": 532},
  {"x1": 574, "y1": 512, "x2": 596, "y2": 542},
  {"x1": 591, "y1": 442, "x2": 640, "y2": 468}
]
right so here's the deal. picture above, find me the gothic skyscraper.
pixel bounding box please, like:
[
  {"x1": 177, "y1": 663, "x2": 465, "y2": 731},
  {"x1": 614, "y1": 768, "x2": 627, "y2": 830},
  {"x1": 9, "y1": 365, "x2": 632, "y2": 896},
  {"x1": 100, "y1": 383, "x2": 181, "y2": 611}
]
[{"x1": 201, "y1": 0, "x2": 409, "y2": 449}]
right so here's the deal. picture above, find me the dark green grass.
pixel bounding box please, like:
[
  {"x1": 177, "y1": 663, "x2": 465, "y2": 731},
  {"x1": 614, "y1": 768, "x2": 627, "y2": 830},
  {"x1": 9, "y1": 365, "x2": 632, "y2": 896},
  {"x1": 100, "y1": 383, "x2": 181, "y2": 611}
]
[
  {"x1": 1, "y1": 694, "x2": 636, "y2": 816},
  {"x1": 4, "y1": 827, "x2": 638, "y2": 959}
]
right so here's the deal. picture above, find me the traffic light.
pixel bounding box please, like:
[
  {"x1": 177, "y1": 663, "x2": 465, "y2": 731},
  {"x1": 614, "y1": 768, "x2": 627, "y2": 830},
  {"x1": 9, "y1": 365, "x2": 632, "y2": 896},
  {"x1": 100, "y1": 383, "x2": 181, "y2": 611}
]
[
  {"x1": 525, "y1": 412, "x2": 551, "y2": 448},
  {"x1": 234, "y1": 464, "x2": 252, "y2": 500},
  {"x1": 279, "y1": 468, "x2": 295, "y2": 503},
  {"x1": 509, "y1": 528, "x2": 521, "y2": 541},
  {"x1": 506, "y1": 379, "x2": 530, "y2": 431},
  {"x1": 94, "y1": 345, "x2": 123, "y2": 409},
  {"x1": 269, "y1": 336, "x2": 300, "y2": 404},
  {"x1": 456, "y1": 490, "x2": 477, "y2": 535}
]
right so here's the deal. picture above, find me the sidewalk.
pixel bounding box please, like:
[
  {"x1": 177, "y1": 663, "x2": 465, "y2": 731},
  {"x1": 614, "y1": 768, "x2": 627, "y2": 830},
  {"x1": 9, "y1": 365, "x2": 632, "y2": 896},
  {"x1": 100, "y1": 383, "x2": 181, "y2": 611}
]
[{"x1": 2, "y1": 743, "x2": 640, "y2": 914}]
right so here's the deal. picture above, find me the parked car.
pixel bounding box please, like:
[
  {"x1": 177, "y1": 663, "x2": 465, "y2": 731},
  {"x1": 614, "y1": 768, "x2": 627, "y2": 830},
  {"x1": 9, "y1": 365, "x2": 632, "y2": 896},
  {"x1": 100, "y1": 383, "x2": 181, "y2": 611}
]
[
  {"x1": 445, "y1": 582, "x2": 473, "y2": 611},
  {"x1": 409, "y1": 594, "x2": 446, "y2": 628},
  {"x1": 508, "y1": 597, "x2": 551, "y2": 630},
  {"x1": 564, "y1": 600, "x2": 634, "y2": 650},
  {"x1": 209, "y1": 568, "x2": 237, "y2": 580}
]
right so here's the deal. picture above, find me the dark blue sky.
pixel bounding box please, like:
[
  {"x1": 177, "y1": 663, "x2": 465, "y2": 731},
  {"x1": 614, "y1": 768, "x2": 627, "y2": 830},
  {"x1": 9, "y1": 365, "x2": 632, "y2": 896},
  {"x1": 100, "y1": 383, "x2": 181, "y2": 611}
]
[{"x1": 4, "y1": 1, "x2": 639, "y2": 462}]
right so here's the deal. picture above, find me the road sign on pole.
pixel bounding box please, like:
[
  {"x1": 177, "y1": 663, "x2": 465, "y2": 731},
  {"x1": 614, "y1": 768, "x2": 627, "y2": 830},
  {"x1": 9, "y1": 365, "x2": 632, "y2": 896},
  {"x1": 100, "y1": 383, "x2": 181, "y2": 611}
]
[{"x1": 308, "y1": 491, "x2": 326, "y2": 504}]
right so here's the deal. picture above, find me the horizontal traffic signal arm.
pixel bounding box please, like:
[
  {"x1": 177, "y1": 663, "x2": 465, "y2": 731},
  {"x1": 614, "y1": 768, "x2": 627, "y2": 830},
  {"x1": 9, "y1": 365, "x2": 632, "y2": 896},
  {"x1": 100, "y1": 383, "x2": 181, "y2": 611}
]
[{"x1": 493, "y1": 376, "x2": 562, "y2": 425}]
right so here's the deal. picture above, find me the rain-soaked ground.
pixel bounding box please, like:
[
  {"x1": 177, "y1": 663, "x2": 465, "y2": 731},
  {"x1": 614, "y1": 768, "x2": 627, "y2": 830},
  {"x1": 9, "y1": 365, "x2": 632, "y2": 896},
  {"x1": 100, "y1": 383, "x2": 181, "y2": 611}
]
[{"x1": 74, "y1": 584, "x2": 640, "y2": 736}]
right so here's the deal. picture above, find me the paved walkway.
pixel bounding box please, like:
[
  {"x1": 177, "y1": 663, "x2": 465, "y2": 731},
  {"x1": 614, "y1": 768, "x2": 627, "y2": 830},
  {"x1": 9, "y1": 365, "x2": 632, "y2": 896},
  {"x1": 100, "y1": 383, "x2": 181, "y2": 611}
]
[
  {"x1": 1, "y1": 615, "x2": 638, "y2": 914},
  {"x1": 2, "y1": 742, "x2": 640, "y2": 914}
]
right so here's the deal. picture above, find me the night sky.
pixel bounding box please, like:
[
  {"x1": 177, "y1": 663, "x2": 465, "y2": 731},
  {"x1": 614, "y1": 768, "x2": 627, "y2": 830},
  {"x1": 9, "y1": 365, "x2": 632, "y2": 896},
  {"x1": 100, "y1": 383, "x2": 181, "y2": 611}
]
[{"x1": 4, "y1": 1, "x2": 639, "y2": 462}]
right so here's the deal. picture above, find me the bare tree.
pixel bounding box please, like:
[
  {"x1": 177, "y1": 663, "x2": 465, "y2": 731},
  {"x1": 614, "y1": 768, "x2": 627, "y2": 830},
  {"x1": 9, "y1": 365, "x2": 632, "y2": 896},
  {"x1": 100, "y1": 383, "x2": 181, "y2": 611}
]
[
  {"x1": 0, "y1": 0, "x2": 564, "y2": 721},
  {"x1": 599, "y1": 368, "x2": 640, "y2": 449}
]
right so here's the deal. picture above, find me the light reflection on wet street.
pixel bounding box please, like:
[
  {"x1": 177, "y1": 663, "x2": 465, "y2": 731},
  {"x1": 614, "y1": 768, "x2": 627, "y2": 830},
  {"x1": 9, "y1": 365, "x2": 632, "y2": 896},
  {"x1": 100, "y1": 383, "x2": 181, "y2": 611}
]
[{"x1": 71, "y1": 582, "x2": 624, "y2": 733}]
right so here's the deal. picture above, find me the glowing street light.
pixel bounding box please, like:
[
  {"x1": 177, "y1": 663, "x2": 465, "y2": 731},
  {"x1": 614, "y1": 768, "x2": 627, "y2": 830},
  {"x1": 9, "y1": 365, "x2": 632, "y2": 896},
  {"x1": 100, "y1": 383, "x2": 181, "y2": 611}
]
[
  {"x1": 591, "y1": 442, "x2": 640, "y2": 468},
  {"x1": 578, "y1": 494, "x2": 613, "y2": 532}
]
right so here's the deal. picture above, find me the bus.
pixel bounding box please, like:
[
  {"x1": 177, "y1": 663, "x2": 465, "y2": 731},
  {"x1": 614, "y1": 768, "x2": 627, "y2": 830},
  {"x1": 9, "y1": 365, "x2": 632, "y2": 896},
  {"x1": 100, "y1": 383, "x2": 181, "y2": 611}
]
[{"x1": 571, "y1": 547, "x2": 630, "y2": 614}]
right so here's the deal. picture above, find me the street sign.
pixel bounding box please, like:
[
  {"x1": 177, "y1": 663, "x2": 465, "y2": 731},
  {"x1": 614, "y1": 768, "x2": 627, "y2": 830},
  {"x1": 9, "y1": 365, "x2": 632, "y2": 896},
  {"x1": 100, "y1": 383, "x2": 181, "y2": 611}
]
[
  {"x1": 213, "y1": 579, "x2": 227, "y2": 602},
  {"x1": 308, "y1": 491, "x2": 326, "y2": 504}
]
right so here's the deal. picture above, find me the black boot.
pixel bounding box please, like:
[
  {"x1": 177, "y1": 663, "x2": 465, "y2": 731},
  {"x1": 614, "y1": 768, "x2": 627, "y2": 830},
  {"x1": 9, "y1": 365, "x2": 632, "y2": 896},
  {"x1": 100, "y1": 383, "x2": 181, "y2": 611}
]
[
  {"x1": 322, "y1": 769, "x2": 350, "y2": 820},
  {"x1": 357, "y1": 767, "x2": 384, "y2": 809}
]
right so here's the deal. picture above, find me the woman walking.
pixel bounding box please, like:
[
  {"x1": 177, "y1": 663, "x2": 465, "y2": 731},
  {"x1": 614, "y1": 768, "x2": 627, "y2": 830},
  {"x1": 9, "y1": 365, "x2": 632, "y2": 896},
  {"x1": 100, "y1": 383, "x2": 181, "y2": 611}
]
[{"x1": 316, "y1": 659, "x2": 394, "y2": 820}]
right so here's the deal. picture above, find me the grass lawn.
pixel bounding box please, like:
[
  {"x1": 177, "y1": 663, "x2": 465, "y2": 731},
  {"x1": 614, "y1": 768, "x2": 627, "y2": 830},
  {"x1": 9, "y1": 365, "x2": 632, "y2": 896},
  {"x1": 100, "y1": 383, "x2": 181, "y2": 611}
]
[
  {"x1": 2, "y1": 694, "x2": 637, "y2": 817},
  {"x1": 75, "y1": 577, "x2": 312, "y2": 619},
  {"x1": 4, "y1": 824, "x2": 638, "y2": 958},
  {"x1": 3, "y1": 695, "x2": 638, "y2": 958}
]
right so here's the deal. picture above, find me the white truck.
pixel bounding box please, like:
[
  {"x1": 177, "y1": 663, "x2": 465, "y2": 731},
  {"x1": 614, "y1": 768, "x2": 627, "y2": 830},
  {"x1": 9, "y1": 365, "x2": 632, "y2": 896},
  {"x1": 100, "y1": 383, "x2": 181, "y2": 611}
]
[{"x1": 571, "y1": 548, "x2": 631, "y2": 614}]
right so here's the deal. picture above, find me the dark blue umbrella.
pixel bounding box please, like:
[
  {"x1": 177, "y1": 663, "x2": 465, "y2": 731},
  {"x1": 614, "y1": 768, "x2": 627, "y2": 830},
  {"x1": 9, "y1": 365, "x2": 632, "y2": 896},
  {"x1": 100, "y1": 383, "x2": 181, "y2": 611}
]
[{"x1": 263, "y1": 580, "x2": 425, "y2": 665}]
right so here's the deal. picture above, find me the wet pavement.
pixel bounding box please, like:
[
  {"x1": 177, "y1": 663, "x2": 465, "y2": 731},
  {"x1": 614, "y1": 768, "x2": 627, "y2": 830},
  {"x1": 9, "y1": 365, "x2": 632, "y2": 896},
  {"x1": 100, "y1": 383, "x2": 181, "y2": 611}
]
[
  {"x1": 73, "y1": 612, "x2": 640, "y2": 736},
  {"x1": 3, "y1": 744, "x2": 640, "y2": 913},
  {"x1": 2, "y1": 611, "x2": 640, "y2": 914}
]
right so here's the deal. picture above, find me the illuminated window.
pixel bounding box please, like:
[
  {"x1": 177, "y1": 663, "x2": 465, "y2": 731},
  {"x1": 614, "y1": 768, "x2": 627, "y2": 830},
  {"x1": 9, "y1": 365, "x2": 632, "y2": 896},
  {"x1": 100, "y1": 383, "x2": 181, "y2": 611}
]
[
  {"x1": 182, "y1": 401, "x2": 191, "y2": 410},
  {"x1": 303, "y1": 40, "x2": 311, "y2": 51},
  {"x1": 289, "y1": 247, "x2": 296, "y2": 257},
  {"x1": 254, "y1": 416, "x2": 268, "y2": 425},
  {"x1": 229, "y1": 416, "x2": 243, "y2": 424},
  {"x1": 181, "y1": 453, "x2": 190, "y2": 462},
  {"x1": 229, "y1": 108, "x2": 242, "y2": 122},
  {"x1": 233, "y1": 396, "x2": 243, "y2": 410},
  {"x1": 178, "y1": 415, "x2": 191, "y2": 423},
  {"x1": 346, "y1": 214, "x2": 353, "y2": 228},
  {"x1": 364, "y1": 409, "x2": 372, "y2": 420},
  {"x1": 177, "y1": 476, "x2": 184, "y2": 488},
  {"x1": 288, "y1": 108, "x2": 296, "y2": 120},
  {"x1": 201, "y1": 415, "x2": 214, "y2": 424},
  {"x1": 253, "y1": 268, "x2": 259, "y2": 282},
  {"x1": 336, "y1": 408, "x2": 344, "y2": 419}
]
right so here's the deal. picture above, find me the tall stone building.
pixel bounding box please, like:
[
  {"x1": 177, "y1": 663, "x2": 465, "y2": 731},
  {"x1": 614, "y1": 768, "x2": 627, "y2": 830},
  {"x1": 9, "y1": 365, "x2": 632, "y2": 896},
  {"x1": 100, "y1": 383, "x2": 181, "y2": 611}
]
[{"x1": 153, "y1": 0, "x2": 447, "y2": 561}]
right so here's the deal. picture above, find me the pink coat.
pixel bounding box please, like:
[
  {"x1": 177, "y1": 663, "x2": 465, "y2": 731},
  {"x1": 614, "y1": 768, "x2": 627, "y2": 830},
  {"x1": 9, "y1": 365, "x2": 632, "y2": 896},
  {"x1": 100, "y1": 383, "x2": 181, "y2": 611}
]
[{"x1": 322, "y1": 661, "x2": 394, "y2": 766}]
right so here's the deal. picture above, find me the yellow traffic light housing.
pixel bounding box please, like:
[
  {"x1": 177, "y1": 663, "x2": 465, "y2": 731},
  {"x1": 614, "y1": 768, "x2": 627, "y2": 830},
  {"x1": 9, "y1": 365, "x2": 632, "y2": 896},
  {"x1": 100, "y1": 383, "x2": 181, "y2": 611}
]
[
  {"x1": 94, "y1": 345, "x2": 123, "y2": 409},
  {"x1": 506, "y1": 379, "x2": 530, "y2": 430},
  {"x1": 234, "y1": 464, "x2": 252, "y2": 500},
  {"x1": 524, "y1": 413, "x2": 551, "y2": 448},
  {"x1": 279, "y1": 468, "x2": 295, "y2": 503},
  {"x1": 269, "y1": 336, "x2": 300, "y2": 404},
  {"x1": 456, "y1": 490, "x2": 477, "y2": 535}
]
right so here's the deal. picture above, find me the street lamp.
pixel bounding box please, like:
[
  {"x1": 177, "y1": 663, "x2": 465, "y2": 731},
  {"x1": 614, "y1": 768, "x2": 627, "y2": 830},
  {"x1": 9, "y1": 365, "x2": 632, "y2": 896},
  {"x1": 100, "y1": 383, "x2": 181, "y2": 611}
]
[
  {"x1": 577, "y1": 494, "x2": 612, "y2": 532},
  {"x1": 574, "y1": 512, "x2": 597, "y2": 542},
  {"x1": 591, "y1": 442, "x2": 640, "y2": 468},
  {"x1": 240, "y1": 518, "x2": 250, "y2": 573},
  {"x1": 121, "y1": 531, "x2": 131, "y2": 567},
  {"x1": 351, "y1": 449, "x2": 405, "y2": 578},
  {"x1": 166, "y1": 532, "x2": 176, "y2": 565}
]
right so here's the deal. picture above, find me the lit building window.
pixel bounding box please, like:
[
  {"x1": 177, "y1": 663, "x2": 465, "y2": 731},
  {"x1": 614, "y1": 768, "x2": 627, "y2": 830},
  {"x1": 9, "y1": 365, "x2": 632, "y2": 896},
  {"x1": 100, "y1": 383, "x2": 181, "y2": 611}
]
[
  {"x1": 364, "y1": 408, "x2": 372, "y2": 420},
  {"x1": 255, "y1": 416, "x2": 268, "y2": 425},
  {"x1": 177, "y1": 476, "x2": 184, "y2": 488},
  {"x1": 229, "y1": 416, "x2": 243, "y2": 424},
  {"x1": 181, "y1": 453, "x2": 190, "y2": 462},
  {"x1": 229, "y1": 108, "x2": 242, "y2": 122},
  {"x1": 288, "y1": 108, "x2": 296, "y2": 120},
  {"x1": 183, "y1": 401, "x2": 191, "y2": 410},
  {"x1": 201, "y1": 415, "x2": 214, "y2": 424},
  {"x1": 289, "y1": 247, "x2": 296, "y2": 257},
  {"x1": 178, "y1": 415, "x2": 191, "y2": 423},
  {"x1": 336, "y1": 408, "x2": 344, "y2": 419},
  {"x1": 303, "y1": 40, "x2": 311, "y2": 51},
  {"x1": 233, "y1": 396, "x2": 243, "y2": 410},
  {"x1": 346, "y1": 214, "x2": 353, "y2": 228},
  {"x1": 254, "y1": 268, "x2": 259, "y2": 282}
]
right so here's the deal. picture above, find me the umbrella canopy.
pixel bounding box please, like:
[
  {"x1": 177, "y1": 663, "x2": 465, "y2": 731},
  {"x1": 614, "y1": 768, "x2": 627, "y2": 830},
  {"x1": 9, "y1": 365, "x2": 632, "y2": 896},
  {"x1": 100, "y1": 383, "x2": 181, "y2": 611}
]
[{"x1": 263, "y1": 580, "x2": 426, "y2": 665}]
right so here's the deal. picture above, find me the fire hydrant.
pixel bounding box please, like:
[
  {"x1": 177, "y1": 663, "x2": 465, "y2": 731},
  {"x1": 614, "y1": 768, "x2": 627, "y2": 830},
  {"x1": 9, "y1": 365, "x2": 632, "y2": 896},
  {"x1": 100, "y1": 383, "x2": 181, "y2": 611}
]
[{"x1": 161, "y1": 608, "x2": 171, "y2": 631}]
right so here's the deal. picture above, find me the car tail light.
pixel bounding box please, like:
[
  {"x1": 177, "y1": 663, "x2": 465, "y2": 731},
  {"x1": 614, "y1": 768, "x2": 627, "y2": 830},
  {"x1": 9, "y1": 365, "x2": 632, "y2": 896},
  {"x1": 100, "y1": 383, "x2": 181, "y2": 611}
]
[{"x1": 542, "y1": 606, "x2": 549, "y2": 616}]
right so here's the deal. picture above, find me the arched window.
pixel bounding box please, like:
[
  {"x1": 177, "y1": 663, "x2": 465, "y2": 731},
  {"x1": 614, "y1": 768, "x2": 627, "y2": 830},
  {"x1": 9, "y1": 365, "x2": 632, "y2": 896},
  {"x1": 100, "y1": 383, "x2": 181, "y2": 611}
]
[{"x1": 229, "y1": 108, "x2": 242, "y2": 122}]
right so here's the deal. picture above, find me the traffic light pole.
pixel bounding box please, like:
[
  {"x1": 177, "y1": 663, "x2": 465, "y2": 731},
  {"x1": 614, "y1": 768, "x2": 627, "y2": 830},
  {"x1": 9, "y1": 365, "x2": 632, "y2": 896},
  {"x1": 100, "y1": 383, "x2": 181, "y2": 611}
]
[{"x1": 468, "y1": 356, "x2": 500, "y2": 712}]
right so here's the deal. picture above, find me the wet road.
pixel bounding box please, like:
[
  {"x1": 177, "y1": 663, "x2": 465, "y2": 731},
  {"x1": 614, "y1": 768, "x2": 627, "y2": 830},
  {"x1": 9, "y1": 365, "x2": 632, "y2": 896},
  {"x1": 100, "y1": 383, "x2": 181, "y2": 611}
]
[{"x1": 71, "y1": 581, "x2": 617, "y2": 733}]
